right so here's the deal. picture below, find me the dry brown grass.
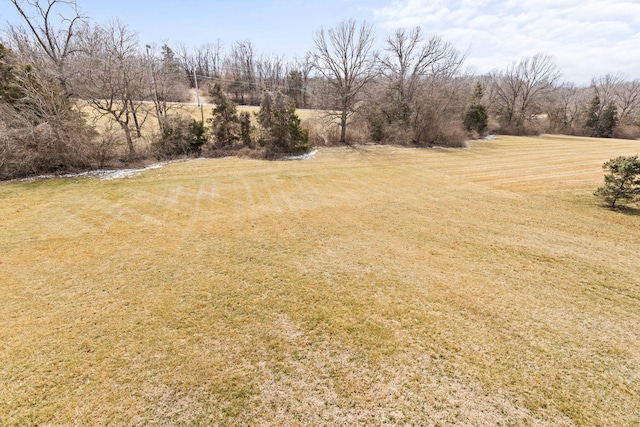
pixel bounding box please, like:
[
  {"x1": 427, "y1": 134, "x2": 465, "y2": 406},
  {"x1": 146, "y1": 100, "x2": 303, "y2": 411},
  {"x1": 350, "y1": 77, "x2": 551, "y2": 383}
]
[
  {"x1": 1, "y1": 135, "x2": 639, "y2": 425},
  {"x1": 78, "y1": 101, "x2": 320, "y2": 148}
]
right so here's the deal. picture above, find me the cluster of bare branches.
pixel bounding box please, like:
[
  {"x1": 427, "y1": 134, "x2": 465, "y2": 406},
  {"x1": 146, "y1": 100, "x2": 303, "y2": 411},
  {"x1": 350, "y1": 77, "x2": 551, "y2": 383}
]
[
  {"x1": 0, "y1": 39, "x2": 94, "y2": 179},
  {"x1": 174, "y1": 40, "x2": 314, "y2": 109},
  {"x1": 3, "y1": 1, "x2": 193, "y2": 165},
  {"x1": 538, "y1": 73, "x2": 640, "y2": 137},
  {"x1": 486, "y1": 53, "x2": 561, "y2": 134},
  {"x1": 7, "y1": 0, "x2": 86, "y2": 88}
]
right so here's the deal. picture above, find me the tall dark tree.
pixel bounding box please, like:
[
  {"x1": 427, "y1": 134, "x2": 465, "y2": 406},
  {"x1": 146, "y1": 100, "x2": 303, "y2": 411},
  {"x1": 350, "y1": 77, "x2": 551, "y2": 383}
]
[
  {"x1": 599, "y1": 102, "x2": 619, "y2": 138},
  {"x1": 257, "y1": 91, "x2": 310, "y2": 155},
  {"x1": 286, "y1": 54, "x2": 313, "y2": 109},
  {"x1": 209, "y1": 83, "x2": 241, "y2": 148},
  {"x1": 586, "y1": 95, "x2": 618, "y2": 138},
  {"x1": 286, "y1": 70, "x2": 304, "y2": 107},
  {"x1": 239, "y1": 111, "x2": 253, "y2": 147},
  {"x1": 463, "y1": 82, "x2": 488, "y2": 134},
  {"x1": 585, "y1": 95, "x2": 601, "y2": 133}
]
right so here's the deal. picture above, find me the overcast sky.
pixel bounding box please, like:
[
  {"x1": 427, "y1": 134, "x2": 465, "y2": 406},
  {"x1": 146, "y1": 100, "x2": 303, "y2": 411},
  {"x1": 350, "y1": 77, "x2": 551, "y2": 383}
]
[{"x1": 1, "y1": 0, "x2": 639, "y2": 84}]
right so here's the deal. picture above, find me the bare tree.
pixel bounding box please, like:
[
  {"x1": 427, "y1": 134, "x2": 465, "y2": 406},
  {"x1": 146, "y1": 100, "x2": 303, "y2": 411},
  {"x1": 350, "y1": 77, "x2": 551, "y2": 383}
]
[
  {"x1": 73, "y1": 20, "x2": 147, "y2": 158},
  {"x1": 615, "y1": 80, "x2": 640, "y2": 125},
  {"x1": 407, "y1": 72, "x2": 469, "y2": 146},
  {"x1": 7, "y1": 0, "x2": 87, "y2": 89},
  {"x1": 379, "y1": 27, "x2": 465, "y2": 124},
  {"x1": 591, "y1": 74, "x2": 620, "y2": 113},
  {"x1": 196, "y1": 41, "x2": 224, "y2": 81},
  {"x1": 516, "y1": 54, "x2": 561, "y2": 124},
  {"x1": 286, "y1": 54, "x2": 313, "y2": 108},
  {"x1": 489, "y1": 53, "x2": 561, "y2": 133},
  {"x1": 256, "y1": 54, "x2": 286, "y2": 93},
  {"x1": 225, "y1": 40, "x2": 257, "y2": 104},
  {"x1": 176, "y1": 41, "x2": 225, "y2": 89},
  {"x1": 546, "y1": 82, "x2": 586, "y2": 134},
  {"x1": 145, "y1": 43, "x2": 189, "y2": 132},
  {"x1": 175, "y1": 43, "x2": 196, "y2": 86},
  {"x1": 369, "y1": 27, "x2": 466, "y2": 145},
  {"x1": 592, "y1": 74, "x2": 640, "y2": 125},
  {"x1": 312, "y1": 19, "x2": 376, "y2": 143}
]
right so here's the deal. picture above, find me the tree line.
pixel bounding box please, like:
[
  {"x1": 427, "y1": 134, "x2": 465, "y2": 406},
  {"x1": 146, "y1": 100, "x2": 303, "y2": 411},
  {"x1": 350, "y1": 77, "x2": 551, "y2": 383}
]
[{"x1": 1, "y1": 0, "x2": 640, "y2": 180}]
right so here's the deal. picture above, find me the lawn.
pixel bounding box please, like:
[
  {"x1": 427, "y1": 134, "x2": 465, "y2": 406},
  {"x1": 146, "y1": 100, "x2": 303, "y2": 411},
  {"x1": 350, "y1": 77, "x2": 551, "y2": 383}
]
[{"x1": 1, "y1": 135, "x2": 639, "y2": 425}]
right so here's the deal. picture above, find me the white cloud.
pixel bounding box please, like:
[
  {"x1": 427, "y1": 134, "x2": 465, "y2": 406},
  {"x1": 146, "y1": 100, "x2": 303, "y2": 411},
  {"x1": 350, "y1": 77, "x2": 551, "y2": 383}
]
[{"x1": 373, "y1": 0, "x2": 640, "y2": 83}]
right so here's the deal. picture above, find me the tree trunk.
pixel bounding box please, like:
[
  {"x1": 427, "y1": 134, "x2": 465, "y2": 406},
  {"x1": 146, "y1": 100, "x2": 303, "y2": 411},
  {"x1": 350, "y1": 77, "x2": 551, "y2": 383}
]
[
  {"x1": 115, "y1": 111, "x2": 135, "y2": 159},
  {"x1": 122, "y1": 124, "x2": 135, "y2": 159},
  {"x1": 129, "y1": 99, "x2": 142, "y2": 138}
]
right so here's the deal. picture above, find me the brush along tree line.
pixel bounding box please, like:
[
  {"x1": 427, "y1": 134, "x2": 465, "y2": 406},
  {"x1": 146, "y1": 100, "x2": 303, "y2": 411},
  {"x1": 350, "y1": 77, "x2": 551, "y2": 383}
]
[{"x1": 2, "y1": 0, "x2": 640, "y2": 181}]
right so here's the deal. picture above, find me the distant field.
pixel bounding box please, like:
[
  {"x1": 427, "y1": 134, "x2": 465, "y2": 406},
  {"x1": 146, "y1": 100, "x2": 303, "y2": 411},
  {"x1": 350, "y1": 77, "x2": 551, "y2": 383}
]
[
  {"x1": 78, "y1": 101, "x2": 319, "y2": 140},
  {"x1": 1, "y1": 135, "x2": 639, "y2": 425}
]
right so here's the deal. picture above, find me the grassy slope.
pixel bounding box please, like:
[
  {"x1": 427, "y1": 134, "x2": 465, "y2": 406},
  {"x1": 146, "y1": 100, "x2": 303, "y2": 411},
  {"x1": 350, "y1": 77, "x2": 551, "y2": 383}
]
[{"x1": 1, "y1": 135, "x2": 639, "y2": 426}]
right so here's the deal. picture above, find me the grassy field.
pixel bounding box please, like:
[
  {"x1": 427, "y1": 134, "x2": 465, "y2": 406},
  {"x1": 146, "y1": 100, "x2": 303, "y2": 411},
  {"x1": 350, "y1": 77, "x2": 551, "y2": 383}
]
[{"x1": 1, "y1": 135, "x2": 639, "y2": 426}]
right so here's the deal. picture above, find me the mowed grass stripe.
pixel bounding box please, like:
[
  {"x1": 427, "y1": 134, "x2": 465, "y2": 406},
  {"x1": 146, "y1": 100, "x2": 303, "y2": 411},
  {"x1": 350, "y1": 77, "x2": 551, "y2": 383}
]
[
  {"x1": 0, "y1": 135, "x2": 639, "y2": 425},
  {"x1": 430, "y1": 136, "x2": 640, "y2": 192}
]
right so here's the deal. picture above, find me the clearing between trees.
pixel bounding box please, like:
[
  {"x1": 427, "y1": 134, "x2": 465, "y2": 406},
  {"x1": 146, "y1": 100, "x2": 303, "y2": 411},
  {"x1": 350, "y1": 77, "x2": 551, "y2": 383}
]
[{"x1": 0, "y1": 135, "x2": 639, "y2": 426}]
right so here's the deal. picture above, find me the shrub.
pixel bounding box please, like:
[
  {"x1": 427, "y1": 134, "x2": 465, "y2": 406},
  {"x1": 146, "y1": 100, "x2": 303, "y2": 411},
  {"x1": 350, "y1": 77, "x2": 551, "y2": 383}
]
[
  {"x1": 94, "y1": 123, "x2": 126, "y2": 169},
  {"x1": 151, "y1": 114, "x2": 207, "y2": 159},
  {"x1": 237, "y1": 146, "x2": 266, "y2": 159},
  {"x1": 412, "y1": 109, "x2": 467, "y2": 148},
  {"x1": 463, "y1": 104, "x2": 488, "y2": 135},
  {"x1": 613, "y1": 123, "x2": 640, "y2": 140},
  {"x1": 594, "y1": 155, "x2": 640, "y2": 208}
]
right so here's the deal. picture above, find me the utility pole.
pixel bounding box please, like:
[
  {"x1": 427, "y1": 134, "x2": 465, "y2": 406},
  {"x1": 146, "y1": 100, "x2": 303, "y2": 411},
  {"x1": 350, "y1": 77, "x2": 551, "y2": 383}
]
[
  {"x1": 146, "y1": 45, "x2": 162, "y2": 132},
  {"x1": 193, "y1": 70, "x2": 204, "y2": 123}
]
